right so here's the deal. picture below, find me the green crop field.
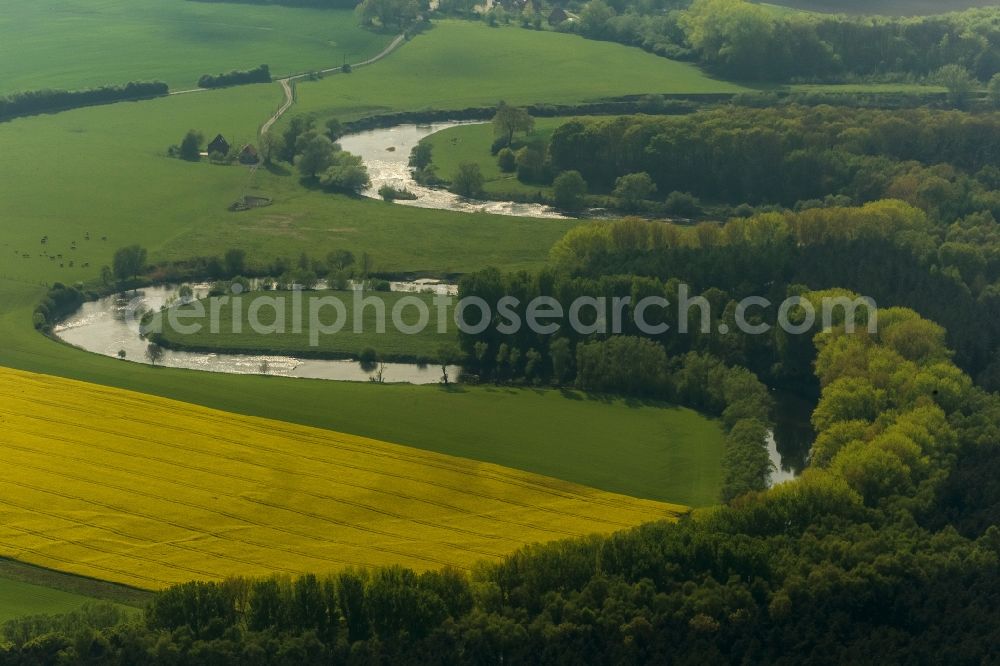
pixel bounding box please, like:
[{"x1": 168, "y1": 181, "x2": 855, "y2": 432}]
[
  {"x1": 155, "y1": 289, "x2": 455, "y2": 362},
  {"x1": 0, "y1": 0, "x2": 392, "y2": 92},
  {"x1": 292, "y1": 20, "x2": 748, "y2": 120}
]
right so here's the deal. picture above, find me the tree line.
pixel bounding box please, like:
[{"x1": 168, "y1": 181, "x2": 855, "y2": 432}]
[
  {"x1": 0, "y1": 81, "x2": 169, "y2": 121},
  {"x1": 198, "y1": 65, "x2": 271, "y2": 89}
]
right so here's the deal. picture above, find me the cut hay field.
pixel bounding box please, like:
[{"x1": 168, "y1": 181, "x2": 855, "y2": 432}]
[
  {"x1": 0, "y1": 367, "x2": 685, "y2": 589},
  {"x1": 0, "y1": 0, "x2": 391, "y2": 92}
]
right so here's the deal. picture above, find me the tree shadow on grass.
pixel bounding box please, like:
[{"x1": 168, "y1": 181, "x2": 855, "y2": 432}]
[
  {"x1": 559, "y1": 387, "x2": 584, "y2": 401},
  {"x1": 264, "y1": 162, "x2": 291, "y2": 177},
  {"x1": 576, "y1": 391, "x2": 671, "y2": 410}
]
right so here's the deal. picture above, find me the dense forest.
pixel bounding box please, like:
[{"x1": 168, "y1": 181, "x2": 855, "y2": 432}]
[
  {"x1": 548, "y1": 107, "x2": 1000, "y2": 215},
  {"x1": 530, "y1": 0, "x2": 1000, "y2": 83},
  {"x1": 528, "y1": 204, "x2": 1000, "y2": 388}
]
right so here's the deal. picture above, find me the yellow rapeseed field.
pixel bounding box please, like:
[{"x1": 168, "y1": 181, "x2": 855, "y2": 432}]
[{"x1": 0, "y1": 368, "x2": 685, "y2": 590}]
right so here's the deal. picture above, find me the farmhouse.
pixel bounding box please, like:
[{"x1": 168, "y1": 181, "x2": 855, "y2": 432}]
[
  {"x1": 548, "y1": 7, "x2": 567, "y2": 25},
  {"x1": 238, "y1": 144, "x2": 260, "y2": 165},
  {"x1": 207, "y1": 134, "x2": 230, "y2": 155}
]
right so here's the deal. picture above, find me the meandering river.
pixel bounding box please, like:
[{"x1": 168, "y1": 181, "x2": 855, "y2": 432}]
[
  {"x1": 53, "y1": 122, "x2": 813, "y2": 480},
  {"x1": 337, "y1": 122, "x2": 570, "y2": 219},
  {"x1": 54, "y1": 283, "x2": 460, "y2": 385}
]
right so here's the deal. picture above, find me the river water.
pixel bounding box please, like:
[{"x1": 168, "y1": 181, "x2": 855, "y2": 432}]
[
  {"x1": 337, "y1": 122, "x2": 569, "y2": 219},
  {"x1": 54, "y1": 283, "x2": 460, "y2": 385}
]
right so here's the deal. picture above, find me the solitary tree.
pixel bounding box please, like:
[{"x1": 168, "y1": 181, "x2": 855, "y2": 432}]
[
  {"x1": 437, "y1": 343, "x2": 461, "y2": 386},
  {"x1": 450, "y1": 162, "x2": 485, "y2": 198},
  {"x1": 179, "y1": 130, "x2": 203, "y2": 161},
  {"x1": 295, "y1": 134, "x2": 338, "y2": 180},
  {"x1": 937, "y1": 65, "x2": 977, "y2": 109},
  {"x1": 497, "y1": 147, "x2": 516, "y2": 173},
  {"x1": 327, "y1": 249, "x2": 355, "y2": 271},
  {"x1": 664, "y1": 191, "x2": 703, "y2": 218},
  {"x1": 409, "y1": 143, "x2": 433, "y2": 169},
  {"x1": 145, "y1": 343, "x2": 165, "y2": 367},
  {"x1": 492, "y1": 102, "x2": 534, "y2": 147},
  {"x1": 320, "y1": 151, "x2": 370, "y2": 193},
  {"x1": 259, "y1": 132, "x2": 281, "y2": 166},
  {"x1": 553, "y1": 170, "x2": 588, "y2": 211},
  {"x1": 281, "y1": 115, "x2": 314, "y2": 163},
  {"x1": 613, "y1": 172, "x2": 657, "y2": 210},
  {"x1": 112, "y1": 245, "x2": 147, "y2": 283}
]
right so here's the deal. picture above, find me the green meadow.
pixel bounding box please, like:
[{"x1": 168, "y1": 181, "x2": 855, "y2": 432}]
[
  {"x1": 0, "y1": 559, "x2": 147, "y2": 625},
  {"x1": 293, "y1": 21, "x2": 748, "y2": 121},
  {"x1": 0, "y1": 0, "x2": 391, "y2": 92},
  {"x1": 420, "y1": 119, "x2": 568, "y2": 199},
  {"x1": 155, "y1": 290, "x2": 455, "y2": 362},
  {"x1": 0, "y1": 577, "x2": 104, "y2": 624},
  {"x1": 0, "y1": 18, "x2": 750, "y2": 511}
]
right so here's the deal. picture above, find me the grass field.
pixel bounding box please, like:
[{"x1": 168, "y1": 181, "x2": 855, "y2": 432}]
[
  {"x1": 293, "y1": 21, "x2": 748, "y2": 120},
  {"x1": 758, "y1": 0, "x2": 997, "y2": 15},
  {"x1": 421, "y1": 119, "x2": 569, "y2": 199},
  {"x1": 0, "y1": 367, "x2": 687, "y2": 589},
  {"x1": 0, "y1": 83, "x2": 578, "y2": 292},
  {"x1": 0, "y1": 0, "x2": 392, "y2": 92},
  {"x1": 0, "y1": 577, "x2": 105, "y2": 624},
  {"x1": 789, "y1": 82, "x2": 948, "y2": 94},
  {"x1": 155, "y1": 289, "x2": 455, "y2": 361}
]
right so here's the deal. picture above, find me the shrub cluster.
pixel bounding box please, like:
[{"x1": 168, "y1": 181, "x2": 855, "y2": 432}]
[{"x1": 198, "y1": 64, "x2": 271, "y2": 89}]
